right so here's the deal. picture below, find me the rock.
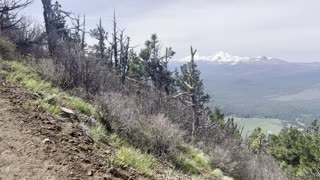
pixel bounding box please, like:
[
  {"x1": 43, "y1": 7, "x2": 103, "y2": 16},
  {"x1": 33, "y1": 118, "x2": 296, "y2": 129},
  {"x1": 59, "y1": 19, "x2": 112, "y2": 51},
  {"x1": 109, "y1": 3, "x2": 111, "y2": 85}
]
[
  {"x1": 87, "y1": 170, "x2": 94, "y2": 176},
  {"x1": 212, "y1": 168, "x2": 224, "y2": 178},
  {"x1": 223, "y1": 176, "x2": 234, "y2": 180},
  {"x1": 42, "y1": 138, "x2": 54, "y2": 144},
  {"x1": 104, "y1": 149, "x2": 111, "y2": 155},
  {"x1": 108, "y1": 167, "x2": 130, "y2": 179},
  {"x1": 60, "y1": 107, "x2": 75, "y2": 118},
  {"x1": 103, "y1": 174, "x2": 112, "y2": 180}
]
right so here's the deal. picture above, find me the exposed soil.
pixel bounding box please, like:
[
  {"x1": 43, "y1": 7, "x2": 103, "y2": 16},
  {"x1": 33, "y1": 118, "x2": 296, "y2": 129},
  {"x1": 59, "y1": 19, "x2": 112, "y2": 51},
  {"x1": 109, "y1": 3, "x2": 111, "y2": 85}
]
[{"x1": 0, "y1": 63, "x2": 139, "y2": 180}]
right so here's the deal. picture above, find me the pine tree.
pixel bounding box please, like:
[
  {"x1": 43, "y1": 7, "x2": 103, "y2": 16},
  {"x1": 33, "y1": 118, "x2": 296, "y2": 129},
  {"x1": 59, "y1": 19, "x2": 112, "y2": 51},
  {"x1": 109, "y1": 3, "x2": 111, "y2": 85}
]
[
  {"x1": 208, "y1": 107, "x2": 225, "y2": 125},
  {"x1": 176, "y1": 46, "x2": 210, "y2": 139},
  {"x1": 90, "y1": 18, "x2": 107, "y2": 61},
  {"x1": 248, "y1": 127, "x2": 267, "y2": 153},
  {"x1": 129, "y1": 49, "x2": 146, "y2": 81},
  {"x1": 139, "y1": 34, "x2": 175, "y2": 93}
]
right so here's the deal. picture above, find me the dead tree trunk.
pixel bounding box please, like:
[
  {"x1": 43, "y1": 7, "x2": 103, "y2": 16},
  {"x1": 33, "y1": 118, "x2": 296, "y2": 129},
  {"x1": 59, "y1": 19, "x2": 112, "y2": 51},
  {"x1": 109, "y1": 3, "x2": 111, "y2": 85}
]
[
  {"x1": 112, "y1": 11, "x2": 118, "y2": 69},
  {"x1": 41, "y1": 0, "x2": 56, "y2": 56},
  {"x1": 190, "y1": 46, "x2": 199, "y2": 141},
  {"x1": 81, "y1": 15, "x2": 86, "y2": 51}
]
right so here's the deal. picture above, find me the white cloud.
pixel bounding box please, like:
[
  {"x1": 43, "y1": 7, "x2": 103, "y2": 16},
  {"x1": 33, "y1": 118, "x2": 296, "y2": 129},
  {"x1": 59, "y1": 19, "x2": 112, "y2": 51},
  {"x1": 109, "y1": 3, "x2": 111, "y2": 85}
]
[{"x1": 25, "y1": 0, "x2": 320, "y2": 62}]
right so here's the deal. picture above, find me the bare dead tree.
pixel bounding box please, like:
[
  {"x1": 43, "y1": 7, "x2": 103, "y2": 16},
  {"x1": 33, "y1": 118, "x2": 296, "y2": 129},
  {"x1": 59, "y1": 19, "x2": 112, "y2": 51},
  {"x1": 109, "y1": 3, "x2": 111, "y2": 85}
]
[
  {"x1": 14, "y1": 17, "x2": 46, "y2": 55},
  {"x1": 81, "y1": 15, "x2": 86, "y2": 51},
  {"x1": 0, "y1": 0, "x2": 32, "y2": 35},
  {"x1": 112, "y1": 10, "x2": 119, "y2": 68},
  {"x1": 71, "y1": 14, "x2": 86, "y2": 51},
  {"x1": 119, "y1": 30, "x2": 130, "y2": 85}
]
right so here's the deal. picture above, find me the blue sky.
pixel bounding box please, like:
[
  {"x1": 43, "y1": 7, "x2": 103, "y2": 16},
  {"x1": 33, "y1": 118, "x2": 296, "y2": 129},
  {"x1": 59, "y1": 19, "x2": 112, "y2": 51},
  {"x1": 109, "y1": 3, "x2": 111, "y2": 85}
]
[{"x1": 25, "y1": 0, "x2": 320, "y2": 62}]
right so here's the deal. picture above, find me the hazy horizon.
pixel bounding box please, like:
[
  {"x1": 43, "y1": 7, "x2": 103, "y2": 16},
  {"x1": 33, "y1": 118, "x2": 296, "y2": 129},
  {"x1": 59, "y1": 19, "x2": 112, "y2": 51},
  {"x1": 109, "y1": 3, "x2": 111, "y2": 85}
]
[{"x1": 25, "y1": 0, "x2": 320, "y2": 62}]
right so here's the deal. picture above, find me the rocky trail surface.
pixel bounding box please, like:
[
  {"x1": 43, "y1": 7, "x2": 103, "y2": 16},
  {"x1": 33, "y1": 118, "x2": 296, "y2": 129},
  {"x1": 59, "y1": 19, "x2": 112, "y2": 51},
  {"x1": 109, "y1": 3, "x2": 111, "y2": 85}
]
[{"x1": 0, "y1": 64, "x2": 138, "y2": 180}]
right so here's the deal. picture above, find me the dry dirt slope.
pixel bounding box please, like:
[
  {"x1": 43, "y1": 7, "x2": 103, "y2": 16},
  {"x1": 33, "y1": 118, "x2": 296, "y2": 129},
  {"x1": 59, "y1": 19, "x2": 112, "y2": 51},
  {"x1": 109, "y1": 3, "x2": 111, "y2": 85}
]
[{"x1": 0, "y1": 65, "x2": 138, "y2": 180}]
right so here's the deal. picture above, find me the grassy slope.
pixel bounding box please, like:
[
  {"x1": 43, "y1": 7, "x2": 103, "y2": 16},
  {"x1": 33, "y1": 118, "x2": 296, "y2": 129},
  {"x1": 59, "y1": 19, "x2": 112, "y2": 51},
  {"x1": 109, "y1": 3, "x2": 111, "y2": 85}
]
[{"x1": 4, "y1": 59, "x2": 233, "y2": 179}]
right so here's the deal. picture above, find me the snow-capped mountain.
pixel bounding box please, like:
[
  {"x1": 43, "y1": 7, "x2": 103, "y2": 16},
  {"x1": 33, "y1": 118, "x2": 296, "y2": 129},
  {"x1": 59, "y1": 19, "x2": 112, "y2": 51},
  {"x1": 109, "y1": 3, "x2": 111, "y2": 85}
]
[{"x1": 179, "y1": 51, "x2": 287, "y2": 65}]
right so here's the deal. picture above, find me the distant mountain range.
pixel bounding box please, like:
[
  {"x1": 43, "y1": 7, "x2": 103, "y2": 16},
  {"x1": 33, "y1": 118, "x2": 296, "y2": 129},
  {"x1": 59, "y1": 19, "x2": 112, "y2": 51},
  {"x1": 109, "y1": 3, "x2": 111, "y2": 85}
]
[
  {"x1": 171, "y1": 52, "x2": 320, "y2": 127},
  {"x1": 178, "y1": 51, "x2": 288, "y2": 65}
]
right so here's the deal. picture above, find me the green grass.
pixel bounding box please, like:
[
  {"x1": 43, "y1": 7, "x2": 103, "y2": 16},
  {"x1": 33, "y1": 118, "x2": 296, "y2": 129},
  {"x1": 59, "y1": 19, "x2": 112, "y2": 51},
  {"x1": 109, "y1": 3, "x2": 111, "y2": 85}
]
[
  {"x1": 68, "y1": 96, "x2": 97, "y2": 117},
  {"x1": 173, "y1": 146, "x2": 213, "y2": 174},
  {"x1": 89, "y1": 125, "x2": 157, "y2": 176},
  {"x1": 0, "y1": 69, "x2": 7, "y2": 76},
  {"x1": 109, "y1": 133, "x2": 129, "y2": 147},
  {"x1": 89, "y1": 124, "x2": 109, "y2": 144},
  {"x1": 6, "y1": 61, "x2": 99, "y2": 118},
  {"x1": 114, "y1": 147, "x2": 157, "y2": 176}
]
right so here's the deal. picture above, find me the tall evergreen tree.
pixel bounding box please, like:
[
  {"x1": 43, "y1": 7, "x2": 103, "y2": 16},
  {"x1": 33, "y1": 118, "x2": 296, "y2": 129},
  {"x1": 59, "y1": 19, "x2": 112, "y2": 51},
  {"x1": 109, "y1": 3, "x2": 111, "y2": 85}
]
[
  {"x1": 129, "y1": 49, "x2": 146, "y2": 81},
  {"x1": 139, "y1": 34, "x2": 175, "y2": 93}
]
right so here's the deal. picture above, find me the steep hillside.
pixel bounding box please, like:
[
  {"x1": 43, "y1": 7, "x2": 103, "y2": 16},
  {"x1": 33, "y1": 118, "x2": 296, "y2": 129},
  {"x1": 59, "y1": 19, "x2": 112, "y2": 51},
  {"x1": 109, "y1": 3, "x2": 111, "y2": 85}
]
[
  {"x1": 0, "y1": 60, "x2": 234, "y2": 180},
  {"x1": 0, "y1": 61, "x2": 142, "y2": 179}
]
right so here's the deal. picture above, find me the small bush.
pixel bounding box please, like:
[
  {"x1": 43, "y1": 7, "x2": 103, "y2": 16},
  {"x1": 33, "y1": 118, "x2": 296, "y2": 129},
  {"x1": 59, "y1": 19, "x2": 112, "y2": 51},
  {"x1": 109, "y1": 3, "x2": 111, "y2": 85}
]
[
  {"x1": 114, "y1": 147, "x2": 157, "y2": 176},
  {"x1": 0, "y1": 37, "x2": 15, "y2": 60},
  {"x1": 98, "y1": 93, "x2": 185, "y2": 155}
]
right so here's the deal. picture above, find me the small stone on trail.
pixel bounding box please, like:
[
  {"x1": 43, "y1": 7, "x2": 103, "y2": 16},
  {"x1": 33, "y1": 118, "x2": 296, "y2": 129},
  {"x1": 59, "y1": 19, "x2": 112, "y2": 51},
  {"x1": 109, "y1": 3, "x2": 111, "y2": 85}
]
[
  {"x1": 42, "y1": 138, "x2": 54, "y2": 144},
  {"x1": 61, "y1": 107, "x2": 74, "y2": 114},
  {"x1": 88, "y1": 170, "x2": 94, "y2": 176}
]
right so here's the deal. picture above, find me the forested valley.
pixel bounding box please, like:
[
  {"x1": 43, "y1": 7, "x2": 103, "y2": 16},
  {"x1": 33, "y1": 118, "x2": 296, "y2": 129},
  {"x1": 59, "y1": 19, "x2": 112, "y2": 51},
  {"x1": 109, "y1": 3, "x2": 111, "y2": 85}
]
[{"x1": 0, "y1": 0, "x2": 319, "y2": 179}]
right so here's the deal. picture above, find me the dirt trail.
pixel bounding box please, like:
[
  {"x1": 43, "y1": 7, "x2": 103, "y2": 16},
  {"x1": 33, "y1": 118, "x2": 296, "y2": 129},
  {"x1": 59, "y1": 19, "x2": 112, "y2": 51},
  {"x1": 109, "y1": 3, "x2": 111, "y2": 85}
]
[{"x1": 0, "y1": 64, "x2": 137, "y2": 180}]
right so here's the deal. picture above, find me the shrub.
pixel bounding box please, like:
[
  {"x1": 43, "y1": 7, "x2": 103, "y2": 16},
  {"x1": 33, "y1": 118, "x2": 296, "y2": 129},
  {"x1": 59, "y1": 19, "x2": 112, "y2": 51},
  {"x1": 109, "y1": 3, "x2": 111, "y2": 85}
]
[
  {"x1": 0, "y1": 37, "x2": 15, "y2": 60},
  {"x1": 97, "y1": 93, "x2": 185, "y2": 155}
]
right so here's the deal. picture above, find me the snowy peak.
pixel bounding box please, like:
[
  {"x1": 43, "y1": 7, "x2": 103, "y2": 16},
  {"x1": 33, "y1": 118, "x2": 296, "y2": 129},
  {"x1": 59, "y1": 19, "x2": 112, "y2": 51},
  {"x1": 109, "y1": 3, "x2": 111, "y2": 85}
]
[{"x1": 179, "y1": 51, "x2": 287, "y2": 65}]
